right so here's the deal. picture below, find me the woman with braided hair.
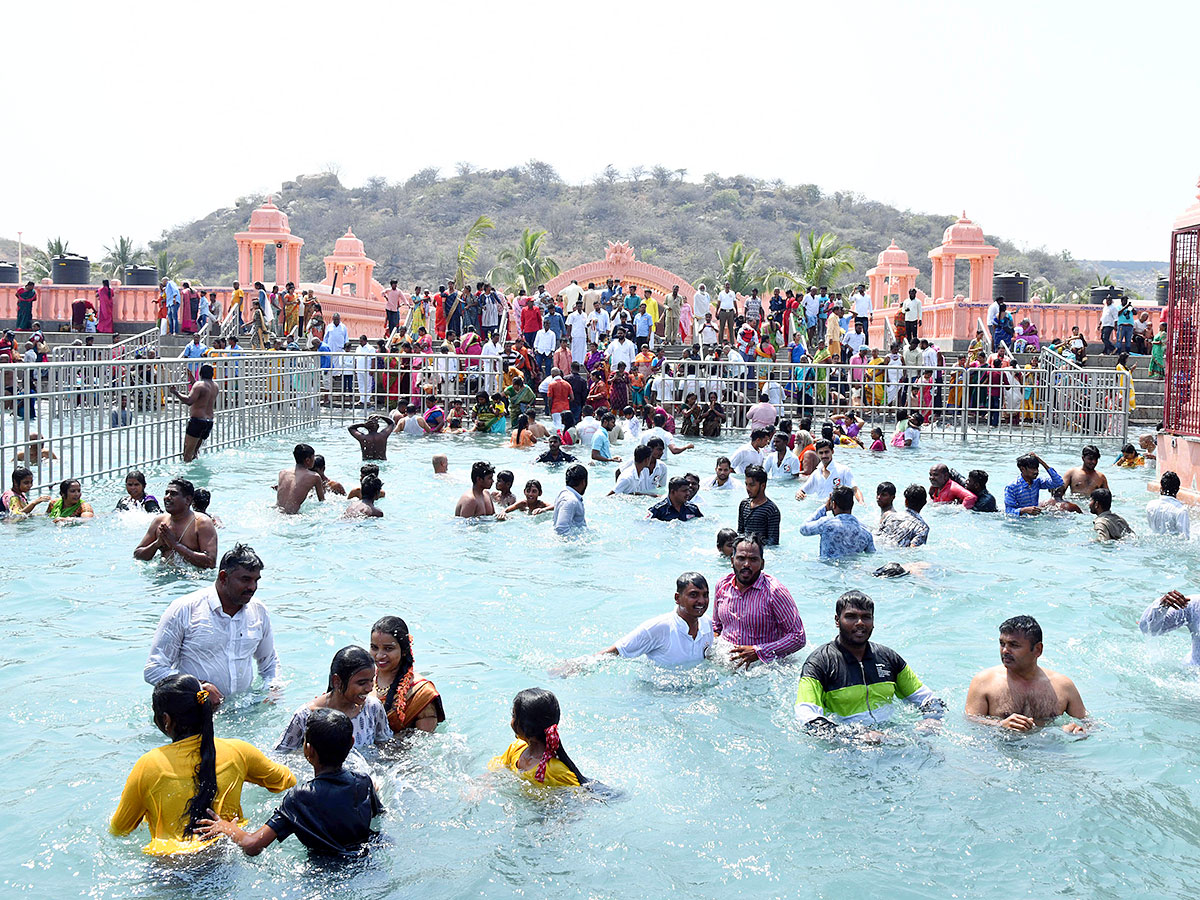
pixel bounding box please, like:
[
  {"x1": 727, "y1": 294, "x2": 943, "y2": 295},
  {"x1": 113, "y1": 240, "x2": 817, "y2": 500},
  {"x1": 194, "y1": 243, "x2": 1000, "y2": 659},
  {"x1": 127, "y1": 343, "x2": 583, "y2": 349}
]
[
  {"x1": 489, "y1": 688, "x2": 587, "y2": 788},
  {"x1": 370, "y1": 616, "x2": 445, "y2": 734},
  {"x1": 110, "y1": 674, "x2": 294, "y2": 854}
]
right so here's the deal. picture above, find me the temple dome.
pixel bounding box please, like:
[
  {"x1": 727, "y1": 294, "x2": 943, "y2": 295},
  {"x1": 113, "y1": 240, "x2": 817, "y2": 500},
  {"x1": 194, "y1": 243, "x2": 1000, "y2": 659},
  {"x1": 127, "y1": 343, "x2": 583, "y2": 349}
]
[
  {"x1": 248, "y1": 198, "x2": 290, "y2": 233},
  {"x1": 876, "y1": 240, "x2": 909, "y2": 267},
  {"x1": 333, "y1": 227, "x2": 365, "y2": 257},
  {"x1": 942, "y1": 213, "x2": 984, "y2": 245}
]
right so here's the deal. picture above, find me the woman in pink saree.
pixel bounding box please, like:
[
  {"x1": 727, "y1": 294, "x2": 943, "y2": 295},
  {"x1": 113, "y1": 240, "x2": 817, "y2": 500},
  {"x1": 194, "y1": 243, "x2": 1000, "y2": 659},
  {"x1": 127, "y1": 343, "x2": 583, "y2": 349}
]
[
  {"x1": 679, "y1": 301, "x2": 694, "y2": 345},
  {"x1": 96, "y1": 280, "x2": 115, "y2": 333}
]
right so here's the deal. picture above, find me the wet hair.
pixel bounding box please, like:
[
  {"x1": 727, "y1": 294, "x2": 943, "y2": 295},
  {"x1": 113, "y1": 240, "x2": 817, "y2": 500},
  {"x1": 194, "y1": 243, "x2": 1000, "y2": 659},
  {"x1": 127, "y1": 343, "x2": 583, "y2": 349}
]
[
  {"x1": 59, "y1": 478, "x2": 81, "y2": 498},
  {"x1": 872, "y1": 562, "x2": 910, "y2": 578},
  {"x1": 653, "y1": 412, "x2": 666, "y2": 427},
  {"x1": 11, "y1": 466, "x2": 32, "y2": 488},
  {"x1": 835, "y1": 589, "x2": 875, "y2": 616},
  {"x1": 744, "y1": 464, "x2": 767, "y2": 485},
  {"x1": 565, "y1": 464, "x2": 588, "y2": 489},
  {"x1": 831, "y1": 485, "x2": 855, "y2": 512},
  {"x1": 732, "y1": 531, "x2": 765, "y2": 557},
  {"x1": 716, "y1": 527, "x2": 738, "y2": 550},
  {"x1": 361, "y1": 474, "x2": 383, "y2": 501},
  {"x1": 877, "y1": 481, "x2": 896, "y2": 497},
  {"x1": 192, "y1": 489, "x2": 211, "y2": 514},
  {"x1": 1160, "y1": 471, "x2": 1181, "y2": 496},
  {"x1": 510, "y1": 688, "x2": 587, "y2": 784},
  {"x1": 821, "y1": 422, "x2": 835, "y2": 441},
  {"x1": 294, "y1": 443, "x2": 315, "y2": 464},
  {"x1": 199, "y1": 364, "x2": 214, "y2": 380},
  {"x1": 676, "y1": 571, "x2": 708, "y2": 592},
  {"x1": 326, "y1": 645, "x2": 375, "y2": 694},
  {"x1": 219, "y1": 543, "x2": 264, "y2": 573},
  {"x1": 304, "y1": 707, "x2": 354, "y2": 768},
  {"x1": 1081, "y1": 444, "x2": 1100, "y2": 459},
  {"x1": 371, "y1": 616, "x2": 415, "y2": 716},
  {"x1": 360, "y1": 463, "x2": 380, "y2": 478},
  {"x1": 126, "y1": 470, "x2": 147, "y2": 488},
  {"x1": 151, "y1": 674, "x2": 216, "y2": 835},
  {"x1": 1091, "y1": 487, "x2": 1113, "y2": 511},
  {"x1": 1121, "y1": 443, "x2": 1136, "y2": 455},
  {"x1": 716, "y1": 456, "x2": 731, "y2": 468},
  {"x1": 167, "y1": 477, "x2": 195, "y2": 500},
  {"x1": 633, "y1": 444, "x2": 653, "y2": 465},
  {"x1": 968, "y1": 469, "x2": 989, "y2": 489},
  {"x1": 646, "y1": 437, "x2": 665, "y2": 452},
  {"x1": 814, "y1": 439, "x2": 834, "y2": 452},
  {"x1": 496, "y1": 469, "x2": 514, "y2": 487},
  {"x1": 524, "y1": 478, "x2": 543, "y2": 494},
  {"x1": 561, "y1": 411, "x2": 576, "y2": 430},
  {"x1": 904, "y1": 484, "x2": 927, "y2": 512},
  {"x1": 668, "y1": 475, "x2": 690, "y2": 493},
  {"x1": 1016, "y1": 454, "x2": 1038, "y2": 470},
  {"x1": 999, "y1": 615, "x2": 1043, "y2": 647},
  {"x1": 471, "y1": 460, "x2": 495, "y2": 484},
  {"x1": 750, "y1": 427, "x2": 772, "y2": 442}
]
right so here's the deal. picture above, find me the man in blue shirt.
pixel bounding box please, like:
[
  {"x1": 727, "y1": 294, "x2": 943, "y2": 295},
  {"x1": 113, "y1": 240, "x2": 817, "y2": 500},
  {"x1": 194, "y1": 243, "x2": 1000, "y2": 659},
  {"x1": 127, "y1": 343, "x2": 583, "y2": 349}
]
[
  {"x1": 591, "y1": 413, "x2": 622, "y2": 463},
  {"x1": 648, "y1": 476, "x2": 704, "y2": 522},
  {"x1": 162, "y1": 277, "x2": 182, "y2": 335},
  {"x1": 634, "y1": 304, "x2": 654, "y2": 350},
  {"x1": 1004, "y1": 453, "x2": 1063, "y2": 516},
  {"x1": 799, "y1": 486, "x2": 876, "y2": 559}
]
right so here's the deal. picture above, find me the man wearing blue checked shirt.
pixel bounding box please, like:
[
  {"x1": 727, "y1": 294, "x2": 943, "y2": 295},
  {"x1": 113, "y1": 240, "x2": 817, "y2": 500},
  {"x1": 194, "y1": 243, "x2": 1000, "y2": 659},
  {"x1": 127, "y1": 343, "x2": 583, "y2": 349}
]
[{"x1": 1004, "y1": 453, "x2": 1063, "y2": 516}]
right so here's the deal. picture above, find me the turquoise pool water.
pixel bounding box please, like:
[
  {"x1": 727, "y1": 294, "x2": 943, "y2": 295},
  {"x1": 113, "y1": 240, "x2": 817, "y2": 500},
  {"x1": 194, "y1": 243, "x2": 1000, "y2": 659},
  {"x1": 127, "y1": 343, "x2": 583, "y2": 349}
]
[{"x1": 2, "y1": 429, "x2": 1198, "y2": 899}]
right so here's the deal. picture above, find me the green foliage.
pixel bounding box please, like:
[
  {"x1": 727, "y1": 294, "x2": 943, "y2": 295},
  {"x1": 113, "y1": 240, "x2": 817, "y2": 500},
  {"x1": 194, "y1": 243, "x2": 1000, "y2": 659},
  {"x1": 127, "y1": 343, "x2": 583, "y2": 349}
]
[
  {"x1": 765, "y1": 230, "x2": 857, "y2": 294},
  {"x1": 487, "y1": 228, "x2": 560, "y2": 294},
  {"x1": 147, "y1": 168, "x2": 1097, "y2": 299},
  {"x1": 25, "y1": 237, "x2": 74, "y2": 281},
  {"x1": 454, "y1": 215, "x2": 494, "y2": 289},
  {"x1": 97, "y1": 235, "x2": 146, "y2": 280},
  {"x1": 706, "y1": 240, "x2": 767, "y2": 294},
  {"x1": 154, "y1": 249, "x2": 194, "y2": 283}
]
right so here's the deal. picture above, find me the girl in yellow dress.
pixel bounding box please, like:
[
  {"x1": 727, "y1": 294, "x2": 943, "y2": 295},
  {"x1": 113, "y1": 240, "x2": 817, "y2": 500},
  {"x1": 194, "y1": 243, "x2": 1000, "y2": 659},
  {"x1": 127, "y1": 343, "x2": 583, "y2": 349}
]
[{"x1": 489, "y1": 688, "x2": 587, "y2": 788}]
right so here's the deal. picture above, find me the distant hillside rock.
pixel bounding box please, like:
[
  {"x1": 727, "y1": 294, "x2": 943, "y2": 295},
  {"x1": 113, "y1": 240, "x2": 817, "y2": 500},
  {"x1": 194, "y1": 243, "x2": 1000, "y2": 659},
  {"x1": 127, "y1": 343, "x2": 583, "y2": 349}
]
[{"x1": 1081, "y1": 260, "x2": 1168, "y2": 299}]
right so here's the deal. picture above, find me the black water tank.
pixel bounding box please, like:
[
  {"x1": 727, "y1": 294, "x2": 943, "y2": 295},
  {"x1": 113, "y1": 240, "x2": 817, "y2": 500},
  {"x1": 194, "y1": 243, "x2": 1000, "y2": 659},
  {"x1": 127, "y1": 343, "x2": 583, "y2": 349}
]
[
  {"x1": 0, "y1": 261, "x2": 18, "y2": 284},
  {"x1": 1156, "y1": 276, "x2": 1169, "y2": 306},
  {"x1": 1089, "y1": 285, "x2": 1123, "y2": 304},
  {"x1": 51, "y1": 254, "x2": 90, "y2": 284},
  {"x1": 124, "y1": 264, "x2": 159, "y2": 286},
  {"x1": 992, "y1": 272, "x2": 1029, "y2": 305}
]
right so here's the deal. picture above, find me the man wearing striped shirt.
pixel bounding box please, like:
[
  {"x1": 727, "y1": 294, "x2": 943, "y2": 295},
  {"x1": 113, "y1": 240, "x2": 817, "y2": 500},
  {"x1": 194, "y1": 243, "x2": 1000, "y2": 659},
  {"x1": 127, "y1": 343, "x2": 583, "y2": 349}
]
[
  {"x1": 713, "y1": 533, "x2": 806, "y2": 668},
  {"x1": 1003, "y1": 453, "x2": 1063, "y2": 516}
]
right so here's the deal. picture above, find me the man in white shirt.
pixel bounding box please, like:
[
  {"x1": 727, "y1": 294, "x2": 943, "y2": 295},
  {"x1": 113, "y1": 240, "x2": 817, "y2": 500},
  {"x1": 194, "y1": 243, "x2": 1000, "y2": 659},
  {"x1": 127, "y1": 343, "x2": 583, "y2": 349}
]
[
  {"x1": 567, "y1": 300, "x2": 589, "y2": 362},
  {"x1": 612, "y1": 445, "x2": 659, "y2": 495},
  {"x1": 845, "y1": 321, "x2": 866, "y2": 359},
  {"x1": 763, "y1": 432, "x2": 802, "y2": 480},
  {"x1": 143, "y1": 544, "x2": 276, "y2": 707},
  {"x1": 707, "y1": 456, "x2": 735, "y2": 490},
  {"x1": 1099, "y1": 297, "x2": 1118, "y2": 355},
  {"x1": 852, "y1": 285, "x2": 872, "y2": 332},
  {"x1": 353, "y1": 335, "x2": 376, "y2": 407},
  {"x1": 593, "y1": 573, "x2": 713, "y2": 668},
  {"x1": 716, "y1": 282, "x2": 738, "y2": 345},
  {"x1": 324, "y1": 312, "x2": 351, "y2": 398},
  {"x1": 607, "y1": 331, "x2": 637, "y2": 370},
  {"x1": 986, "y1": 297, "x2": 1002, "y2": 341},
  {"x1": 533, "y1": 321, "x2": 557, "y2": 379},
  {"x1": 920, "y1": 339, "x2": 939, "y2": 369},
  {"x1": 803, "y1": 288, "x2": 820, "y2": 341},
  {"x1": 553, "y1": 465, "x2": 588, "y2": 535},
  {"x1": 481, "y1": 334, "x2": 502, "y2": 393},
  {"x1": 1146, "y1": 471, "x2": 1191, "y2": 538},
  {"x1": 730, "y1": 428, "x2": 772, "y2": 474},
  {"x1": 576, "y1": 408, "x2": 602, "y2": 448},
  {"x1": 693, "y1": 284, "x2": 712, "y2": 339},
  {"x1": 588, "y1": 300, "x2": 610, "y2": 342},
  {"x1": 561, "y1": 279, "x2": 584, "y2": 308},
  {"x1": 796, "y1": 439, "x2": 862, "y2": 502},
  {"x1": 901, "y1": 289, "x2": 923, "y2": 342},
  {"x1": 698, "y1": 312, "x2": 719, "y2": 350}
]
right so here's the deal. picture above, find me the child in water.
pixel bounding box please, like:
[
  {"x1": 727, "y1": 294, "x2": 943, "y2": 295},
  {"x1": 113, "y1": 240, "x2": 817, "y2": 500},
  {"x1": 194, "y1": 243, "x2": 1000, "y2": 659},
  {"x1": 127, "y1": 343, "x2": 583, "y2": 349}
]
[
  {"x1": 198, "y1": 707, "x2": 383, "y2": 857},
  {"x1": 716, "y1": 527, "x2": 738, "y2": 558},
  {"x1": 506, "y1": 479, "x2": 552, "y2": 515},
  {"x1": 1115, "y1": 443, "x2": 1145, "y2": 468},
  {"x1": 489, "y1": 688, "x2": 588, "y2": 787}
]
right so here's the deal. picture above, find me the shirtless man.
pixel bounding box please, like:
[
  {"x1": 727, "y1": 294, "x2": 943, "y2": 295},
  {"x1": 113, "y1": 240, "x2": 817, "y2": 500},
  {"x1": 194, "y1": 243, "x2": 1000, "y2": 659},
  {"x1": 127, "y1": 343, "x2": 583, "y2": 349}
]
[
  {"x1": 1040, "y1": 485, "x2": 1082, "y2": 514},
  {"x1": 454, "y1": 461, "x2": 505, "y2": 519},
  {"x1": 1061, "y1": 445, "x2": 1109, "y2": 498},
  {"x1": 312, "y1": 455, "x2": 345, "y2": 495},
  {"x1": 347, "y1": 414, "x2": 396, "y2": 460},
  {"x1": 169, "y1": 363, "x2": 218, "y2": 462},
  {"x1": 15, "y1": 432, "x2": 58, "y2": 462},
  {"x1": 342, "y1": 474, "x2": 384, "y2": 519},
  {"x1": 965, "y1": 615, "x2": 1088, "y2": 734},
  {"x1": 432, "y1": 454, "x2": 449, "y2": 475},
  {"x1": 347, "y1": 464, "x2": 386, "y2": 500},
  {"x1": 275, "y1": 443, "x2": 325, "y2": 514},
  {"x1": 133, "y1": 478, "x2": 218, "y2": 568}
]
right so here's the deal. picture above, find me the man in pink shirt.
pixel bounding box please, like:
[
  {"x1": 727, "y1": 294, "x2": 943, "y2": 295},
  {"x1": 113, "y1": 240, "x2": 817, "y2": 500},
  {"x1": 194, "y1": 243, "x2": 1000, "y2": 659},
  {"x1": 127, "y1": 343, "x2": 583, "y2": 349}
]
[
  {"x1": 928, "y1": 464, "x2": 977, "y2": 509},
  {"x1": 747, "y1": 392, "x2": 778, "y2": 430},
  {"x1": 713, "y1": 533, "x2": 806, "y2": 668},
  {"x1": 382, "y1": 280, "x2": 404, "y2": 333}
]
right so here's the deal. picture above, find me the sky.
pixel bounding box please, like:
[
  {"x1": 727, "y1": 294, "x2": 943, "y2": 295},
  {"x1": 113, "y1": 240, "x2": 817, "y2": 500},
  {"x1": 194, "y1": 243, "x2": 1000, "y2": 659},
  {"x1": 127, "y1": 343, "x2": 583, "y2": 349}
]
[{"x1": 6, "y1": 0, "x2": 1197, "y2": 264}]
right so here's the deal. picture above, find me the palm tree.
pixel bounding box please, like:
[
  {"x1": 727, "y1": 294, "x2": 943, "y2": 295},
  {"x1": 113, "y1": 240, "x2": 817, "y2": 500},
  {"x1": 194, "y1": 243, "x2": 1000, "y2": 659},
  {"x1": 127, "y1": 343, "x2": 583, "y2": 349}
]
[
  {"x1": 765, "y1": 230, "x2": 857, "y2": 294},
  {"x1": 1030, "y1": 276, "x2": 1061, "y2": 303},
  {"x1": 487, "y1": 228, "x2": 560, "y2": 294},
  {"x1": 454, "y1": 215, "x2": 494, "y2": 289},
  {"x1": 25, "y1": 236, "x2": 73, "y2": 281},
  {"x1": 154, "y1": 249, "x2": 194, "y2": 283},
  {"x1": 98, "y1": 235, "x2": 145, "y2": 280},
  {"x1": 704, "y1": 240, "x2": 766, "y2": 295}
]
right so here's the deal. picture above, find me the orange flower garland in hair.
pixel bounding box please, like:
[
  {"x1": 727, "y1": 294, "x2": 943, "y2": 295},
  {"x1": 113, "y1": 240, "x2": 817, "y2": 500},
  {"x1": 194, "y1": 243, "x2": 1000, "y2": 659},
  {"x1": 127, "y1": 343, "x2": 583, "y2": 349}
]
[{"x1": 378, "y1": 634, "x2": 415, "y2": 722}]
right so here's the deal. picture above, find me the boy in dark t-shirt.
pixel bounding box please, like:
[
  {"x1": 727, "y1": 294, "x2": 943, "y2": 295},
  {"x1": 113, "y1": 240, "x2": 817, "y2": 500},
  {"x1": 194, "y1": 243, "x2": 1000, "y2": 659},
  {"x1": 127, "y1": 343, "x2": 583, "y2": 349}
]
[{"x1": 198, "y1": 708, "x2": 383, "y2": 856}]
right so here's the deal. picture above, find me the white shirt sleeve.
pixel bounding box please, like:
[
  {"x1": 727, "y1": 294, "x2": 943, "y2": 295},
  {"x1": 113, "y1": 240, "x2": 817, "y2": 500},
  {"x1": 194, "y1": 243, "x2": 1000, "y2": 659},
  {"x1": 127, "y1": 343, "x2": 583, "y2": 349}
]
[
  {"x1": 254, "y1": 612, "x2": 279, "y2": 685},
  {"x1": 614, "y1": 618, "x2": 665, "y2": 659},
  {"x1": 144, "y1": 601, "x2": 185, "y2": 686}
]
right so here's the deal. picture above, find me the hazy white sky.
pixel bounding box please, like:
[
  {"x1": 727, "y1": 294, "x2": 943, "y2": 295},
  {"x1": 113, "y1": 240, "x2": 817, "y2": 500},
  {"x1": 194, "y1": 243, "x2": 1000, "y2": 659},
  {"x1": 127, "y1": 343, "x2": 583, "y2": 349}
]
[{"x1": 7, "y1": 0, "x2": 1197, "y2": 263}]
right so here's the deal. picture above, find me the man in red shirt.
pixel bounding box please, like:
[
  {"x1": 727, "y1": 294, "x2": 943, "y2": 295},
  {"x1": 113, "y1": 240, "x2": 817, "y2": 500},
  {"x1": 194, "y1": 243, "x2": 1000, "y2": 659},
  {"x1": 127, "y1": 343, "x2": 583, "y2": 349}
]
[
  {"x1": 546, "y1": 367, "x2": 573, "y2": 429},
  {"x1": 928, "y1": 464, "x2": 977, "y2": 509},
  {"x1": 520, "y1": 298, "x2": 542, "y2": 347}
]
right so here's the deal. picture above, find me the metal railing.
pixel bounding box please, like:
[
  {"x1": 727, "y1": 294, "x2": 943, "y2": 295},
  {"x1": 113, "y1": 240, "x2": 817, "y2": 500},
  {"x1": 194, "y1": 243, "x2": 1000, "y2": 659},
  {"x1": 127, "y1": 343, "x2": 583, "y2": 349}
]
[{"x1": 2, "y1": 347, "x2": 1132, "y2": 493}]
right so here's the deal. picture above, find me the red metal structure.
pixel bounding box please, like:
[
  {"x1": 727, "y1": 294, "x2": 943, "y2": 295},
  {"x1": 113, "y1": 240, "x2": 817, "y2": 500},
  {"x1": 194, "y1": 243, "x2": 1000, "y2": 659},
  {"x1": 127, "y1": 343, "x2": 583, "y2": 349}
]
[{"x1": 1165, "y1": 190, "x2": 1200, "y2": 434}]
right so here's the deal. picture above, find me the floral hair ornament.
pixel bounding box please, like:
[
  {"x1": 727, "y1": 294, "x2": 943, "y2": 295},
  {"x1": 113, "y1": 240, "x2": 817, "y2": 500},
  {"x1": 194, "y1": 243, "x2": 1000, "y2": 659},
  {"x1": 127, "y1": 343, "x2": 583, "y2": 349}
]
[
  {"x1": 535, "y1": 723, "x2": 560, "y2": 784},
  {"x1": 196, "y1": 688, "x2": 210, "y2": 706}
]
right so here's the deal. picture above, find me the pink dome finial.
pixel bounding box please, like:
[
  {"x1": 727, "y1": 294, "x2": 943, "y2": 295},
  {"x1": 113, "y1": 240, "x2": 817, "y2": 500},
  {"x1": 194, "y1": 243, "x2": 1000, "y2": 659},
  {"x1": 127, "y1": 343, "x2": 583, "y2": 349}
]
[{"x1": 1194, "y1": 177, "x2": 1200, "y2": 203}]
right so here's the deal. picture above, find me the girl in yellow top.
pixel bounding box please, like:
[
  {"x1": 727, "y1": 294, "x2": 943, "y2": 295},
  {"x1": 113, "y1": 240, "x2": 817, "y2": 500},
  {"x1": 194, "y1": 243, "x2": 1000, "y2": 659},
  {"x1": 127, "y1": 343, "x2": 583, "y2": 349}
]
[
  {"x1": 489, "y1": 688, "x2": 587, "y2": 788},
  {"x1": 110, "y1": 674, "x2": 295, "y2": 855}
]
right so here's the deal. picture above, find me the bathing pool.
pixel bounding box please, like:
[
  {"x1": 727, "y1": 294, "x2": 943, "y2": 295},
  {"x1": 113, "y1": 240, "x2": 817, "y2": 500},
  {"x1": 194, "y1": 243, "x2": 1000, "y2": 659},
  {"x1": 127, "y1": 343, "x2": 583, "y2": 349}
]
[{"x1": 1, "y1": 429, "x2": 1197, "y2": 899}]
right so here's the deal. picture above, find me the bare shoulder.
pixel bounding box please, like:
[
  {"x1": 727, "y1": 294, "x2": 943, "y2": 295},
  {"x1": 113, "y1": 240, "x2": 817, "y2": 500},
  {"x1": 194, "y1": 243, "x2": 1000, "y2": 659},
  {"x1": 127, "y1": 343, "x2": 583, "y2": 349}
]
[
  {"x1": 1042, "y1": 667, "x2": 1079, "y2": 691},
  {"x1": 969, "y1": 665, "x2": 1005, "y2": 690}
]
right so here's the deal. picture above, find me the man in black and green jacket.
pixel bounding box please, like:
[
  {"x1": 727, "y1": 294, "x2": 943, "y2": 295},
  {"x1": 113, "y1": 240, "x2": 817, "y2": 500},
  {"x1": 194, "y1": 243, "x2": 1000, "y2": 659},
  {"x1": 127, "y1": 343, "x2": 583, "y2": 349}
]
[{"x1": 796, "y1": 590, "x2": 944, "y2": 739}]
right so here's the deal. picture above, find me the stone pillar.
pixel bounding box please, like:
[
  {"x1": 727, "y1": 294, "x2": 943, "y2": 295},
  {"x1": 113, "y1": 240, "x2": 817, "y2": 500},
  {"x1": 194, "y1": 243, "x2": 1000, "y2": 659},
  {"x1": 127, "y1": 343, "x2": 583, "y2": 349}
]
[
  {"x1": 942, "y1": 256, "x2": 956, "y2": 301},
  {"x1": 251, "y1": 243, "x2": 265, "y2": 284},
  {"x1": 979, "y1": 256, "x2": 995, "y2": 303},
  {"x1": 289, "y1": 244, "x2": 301, "y2": 285},
  {"x1": 237, "y1": 241, "x2": 250, "y2": 286},
  {"x1": 930, "y1": 256, "x2": 942, "y2": 300}
]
